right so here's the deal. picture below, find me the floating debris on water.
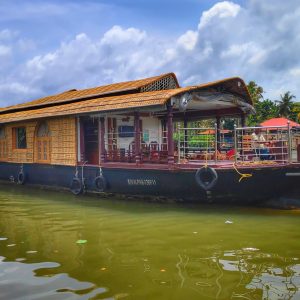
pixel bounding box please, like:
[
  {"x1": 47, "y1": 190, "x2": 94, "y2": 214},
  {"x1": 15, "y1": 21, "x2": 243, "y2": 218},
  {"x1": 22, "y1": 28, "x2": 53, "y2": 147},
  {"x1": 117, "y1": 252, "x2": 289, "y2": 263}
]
[
  {"x1": 242, "y1": 247, "x2": 259, "y2": 251},
  {"x1": 26, "y1": 250, "x2": 38, "y2": 254},
  {"x1": 7, "y1": 244, "x2": 16, "y2": 247},
  {"x1": 15, "y1": 258, "x2": 26, "y2": 262},
  {"x1": 225, "y1": 220, "x2": 233, "y2": 224},
  {"x1": 76, "y1": 239, "x2": 87, "y2": 244},
  {"x1": 0, "y1": 237, "x2": 8, "y2": 241}
]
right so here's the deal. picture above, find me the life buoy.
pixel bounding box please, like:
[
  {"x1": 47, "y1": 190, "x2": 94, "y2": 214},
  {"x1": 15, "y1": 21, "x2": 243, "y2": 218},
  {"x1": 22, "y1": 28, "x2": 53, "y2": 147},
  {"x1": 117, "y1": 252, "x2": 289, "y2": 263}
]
[
  {"x1": 70, "y1": 177, "x2": 83, "y2": 195},
  {"x1": 17, "y1": 171, "x2": 26, "y2": 185},
  {"x1": 94, "y1": 175, "x2": 107, "y2": 192},
  {"x1": 195, "y1": 167, "x2": 218, "y2": 191}
]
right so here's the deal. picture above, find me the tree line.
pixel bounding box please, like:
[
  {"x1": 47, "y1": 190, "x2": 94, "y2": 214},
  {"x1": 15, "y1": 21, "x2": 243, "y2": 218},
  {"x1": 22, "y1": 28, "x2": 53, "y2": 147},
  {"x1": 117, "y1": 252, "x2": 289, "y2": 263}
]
[{"x1": 246, "y1": 81, "x2": 299, "y2": 126}]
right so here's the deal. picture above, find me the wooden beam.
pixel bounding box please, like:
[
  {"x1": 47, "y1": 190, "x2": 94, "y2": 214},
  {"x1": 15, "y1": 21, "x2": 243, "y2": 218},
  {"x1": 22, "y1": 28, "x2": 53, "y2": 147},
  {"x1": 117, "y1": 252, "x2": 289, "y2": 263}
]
[
  {"x1": 167, "y1": 104, "x2": 174, "y2": 165},
  {"x1": 170, "y1": 107, "x2": 244, "y2": 120}
]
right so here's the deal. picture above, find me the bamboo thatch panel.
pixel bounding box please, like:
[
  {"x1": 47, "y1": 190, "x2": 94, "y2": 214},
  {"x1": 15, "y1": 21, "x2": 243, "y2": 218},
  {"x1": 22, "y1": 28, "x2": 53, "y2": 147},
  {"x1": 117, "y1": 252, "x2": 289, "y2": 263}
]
[
  {"x1": 0, "y1": 117, "x2": 77, "y2": 166},
  {"x1": 6, "y1": 121, "x2": 37, "y2": 163},
  {"x1": 49, "y1": 117, "x2": 76, "y2": 166},
  {"x1": 0, "y1": 89, "x2": 184, "y2": 124},
  {"x1": 0, "y1": 77, "x2": 252, "y2": 125},
  {"x1": 0, "y1": 73, "x2": 179, "y2": 114}
]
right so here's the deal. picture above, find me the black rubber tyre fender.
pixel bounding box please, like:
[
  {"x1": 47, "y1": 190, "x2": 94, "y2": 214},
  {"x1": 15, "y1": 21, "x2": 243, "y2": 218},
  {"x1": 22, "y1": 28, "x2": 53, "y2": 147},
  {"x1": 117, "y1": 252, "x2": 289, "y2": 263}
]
[
  {"x1": 195, "y1": 167, "x2": 218, "y2": 191},
  {"x1": 17, "y1": 171, "x2": 26, "y2": 185},
  {"x1": 94, "y1": 175, "x2": 107, "y2": 192},
  {"x1": 70, "y1": 177, "x2": 83, "y2": 195}
]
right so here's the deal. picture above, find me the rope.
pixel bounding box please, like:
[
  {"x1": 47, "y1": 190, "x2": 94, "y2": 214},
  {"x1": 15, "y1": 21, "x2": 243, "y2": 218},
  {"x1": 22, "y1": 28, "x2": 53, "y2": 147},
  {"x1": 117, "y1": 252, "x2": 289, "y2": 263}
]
[{"x1": 233, "y1": 163, "x2": 252, "y2": 182}]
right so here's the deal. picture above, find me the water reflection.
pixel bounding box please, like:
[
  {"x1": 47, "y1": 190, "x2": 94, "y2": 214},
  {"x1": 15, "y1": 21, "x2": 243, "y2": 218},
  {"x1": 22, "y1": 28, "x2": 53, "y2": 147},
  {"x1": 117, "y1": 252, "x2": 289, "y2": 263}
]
[
  {"x1": 0, "y1": 185, "x2": 299, "y2": 299},
  {"x1": 0, "y1": 257, "x2": 106, "y2": 299}
]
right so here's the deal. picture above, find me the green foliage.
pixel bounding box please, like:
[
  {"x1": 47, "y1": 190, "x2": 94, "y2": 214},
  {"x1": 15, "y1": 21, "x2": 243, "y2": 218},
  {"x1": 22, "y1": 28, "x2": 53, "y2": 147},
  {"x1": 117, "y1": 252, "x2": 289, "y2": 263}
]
[
  {"x1": 222, "y1": 118, "x2": 238, "y2": 130},
  {"x1": 277, "y1": 91, "x2": 296, "y2": 118},
  {"x1": 247, "y1": 81, "x2": 264, "y2": 105},
  {"x1": 246, "y1": 81, "x2": 298, "y2": 124},
  {"x1": 247, "y1": 99, "x2": 279, "y2": 126},
  {"x1": 293, "y1": 102, "x2": 300, "y2": 122},
  {"x1": 188, "y1": 134, "x2": 214, "y2": 148},
  {"x1": 173, "y1": 130, "x2": 214, "y2": 148}
]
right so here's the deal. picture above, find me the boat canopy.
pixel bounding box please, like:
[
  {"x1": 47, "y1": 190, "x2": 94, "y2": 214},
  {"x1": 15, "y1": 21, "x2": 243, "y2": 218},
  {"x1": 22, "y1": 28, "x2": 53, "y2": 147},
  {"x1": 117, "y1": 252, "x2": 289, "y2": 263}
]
[{"x1": 0, "y1": 74, "x2": 253, "y2": 124}]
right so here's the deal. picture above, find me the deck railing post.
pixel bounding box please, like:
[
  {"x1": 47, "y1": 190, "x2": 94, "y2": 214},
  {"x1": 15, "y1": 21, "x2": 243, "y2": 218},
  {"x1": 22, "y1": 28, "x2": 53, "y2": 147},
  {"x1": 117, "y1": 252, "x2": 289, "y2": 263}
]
[
  {"x1": 287, "y1": 121, "x2": 291, "y2": 163},
  {"x1": 134, "y1": 111, "x2": 141, "y2": 165},
  {"x1": 184, "y1": 117, "x2": 188, "y2": 157},
  {"x1": 234, "y1": 124, "x2": 238, "y2": 164},
  {"x1": 177, "y1": 123, "x2": 181, "y2": 164},
  {"x1": 216, "y1": 116, "x2": 221, "y2": 151},
  {"x1": 214, "y1": 122, "x2": 218, "y2": 164},
  {"x1": 167, "y1": 103, "x2": 174, "y2": 165},
  {"x1": 99, "y1": 117, "x2": 106, "y2": 164}
]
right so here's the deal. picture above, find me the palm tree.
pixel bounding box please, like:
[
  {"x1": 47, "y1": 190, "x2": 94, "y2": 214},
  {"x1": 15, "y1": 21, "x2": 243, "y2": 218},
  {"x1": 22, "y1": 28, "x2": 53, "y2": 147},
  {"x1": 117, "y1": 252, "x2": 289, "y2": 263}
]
[
  {"x1": 277, "y1": 91, "x2": 295, "y2": 118},
  {"x1": 247, "y1": 81, "x2": 264, "y2": 105}
]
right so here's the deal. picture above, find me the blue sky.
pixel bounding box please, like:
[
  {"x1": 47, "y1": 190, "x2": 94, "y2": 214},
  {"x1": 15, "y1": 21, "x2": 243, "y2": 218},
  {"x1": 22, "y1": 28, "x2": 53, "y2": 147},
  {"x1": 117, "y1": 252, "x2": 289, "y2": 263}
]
[{"x1": 0, "y1": 0, "x2": 299, "y2": 106}]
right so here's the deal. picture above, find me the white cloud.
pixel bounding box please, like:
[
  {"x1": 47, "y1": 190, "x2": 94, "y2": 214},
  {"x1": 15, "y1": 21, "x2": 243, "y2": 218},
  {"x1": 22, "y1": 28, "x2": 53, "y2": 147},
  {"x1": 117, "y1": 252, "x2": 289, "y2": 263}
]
[
  {"x1": 177, "y1": 30, "x2": 198, "y2": 51},
  {"x1": 0, "y1": 45, "x2": 11, "y2": 57},
  {"x1": 0, "y1": 0, "x2": 300, "y2": 107},
  {"x1": 290, "y1": 68, "x2": 300, "y2": 77},
  {"x1": 198, "y1": 1, "x2": 240, "y2": 29},
  {"x1": 100, "y1": 26, "x2": 146, "y2": 46},
  {"x1": 0, "y1": 29, "x2": 18, "y2": 41}
]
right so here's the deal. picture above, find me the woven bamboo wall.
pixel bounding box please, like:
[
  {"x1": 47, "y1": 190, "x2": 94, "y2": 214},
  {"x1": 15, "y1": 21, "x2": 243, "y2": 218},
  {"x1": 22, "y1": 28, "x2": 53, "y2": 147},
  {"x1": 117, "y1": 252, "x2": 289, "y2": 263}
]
[
  {"x1": 6, "y1": 121, "x2": 36, "y2": 163},
  {"x1": 0, "y1": 117, "x2": 77, "y2": 166},
  {"x1": 49, "y1": 117, "x2": 77, "y2": 166}
]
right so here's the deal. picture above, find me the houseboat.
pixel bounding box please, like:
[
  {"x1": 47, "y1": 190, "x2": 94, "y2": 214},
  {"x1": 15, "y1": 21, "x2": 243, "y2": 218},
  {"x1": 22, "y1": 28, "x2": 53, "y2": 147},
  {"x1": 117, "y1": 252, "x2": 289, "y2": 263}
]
[{"x1": 0, "y1": 73, "x2": 299, "y2": 203}]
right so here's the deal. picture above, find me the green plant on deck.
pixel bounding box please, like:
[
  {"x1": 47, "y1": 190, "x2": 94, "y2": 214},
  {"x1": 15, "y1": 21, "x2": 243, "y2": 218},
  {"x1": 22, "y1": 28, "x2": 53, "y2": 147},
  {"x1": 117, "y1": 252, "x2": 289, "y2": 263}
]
[
  {"x1": 188, "y1": 134, "x2": 214, "y2": 148},
  {"x1": 174, "y1": 131, "x2": 214, "y2": 148}
]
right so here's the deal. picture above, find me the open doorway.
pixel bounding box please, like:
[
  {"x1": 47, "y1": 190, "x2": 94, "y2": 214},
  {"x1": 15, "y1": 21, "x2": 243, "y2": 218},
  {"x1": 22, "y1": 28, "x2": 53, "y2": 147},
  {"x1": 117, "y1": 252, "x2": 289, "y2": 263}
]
[{"x1": 81, "y1": 117, "x2": 99, "y2": 165}]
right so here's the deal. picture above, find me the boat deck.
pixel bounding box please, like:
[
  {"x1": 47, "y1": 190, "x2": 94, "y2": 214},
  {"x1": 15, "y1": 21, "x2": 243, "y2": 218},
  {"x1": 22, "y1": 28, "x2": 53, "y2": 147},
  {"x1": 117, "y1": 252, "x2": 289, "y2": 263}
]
[{"x1": 82, "y1": 160, "x2": 300, "y2": 171}]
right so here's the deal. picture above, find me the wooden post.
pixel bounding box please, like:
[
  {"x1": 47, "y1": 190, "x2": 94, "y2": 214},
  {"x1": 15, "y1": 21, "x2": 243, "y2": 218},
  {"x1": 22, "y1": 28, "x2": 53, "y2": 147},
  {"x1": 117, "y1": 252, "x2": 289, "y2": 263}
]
[
  {"x1": 99, "y1": 117, "x2": 106, "y2": 164},
  {"x1": 167, "y1": 103, "x2": 174, "y2": 165},
  {"x1": 79, "y1": 117, "x2": 85, "y2": 163},
  {"x1": 287, "y1": 121, "x2": 291, "y2": 163},
  {"x1": 177, "y1": 123, "x2": 181, "y2": 164},
  {"x1": 134, "y1": 111, "x2": 141, "y2": 164},
  {"x1": 214, "y1": 122, "x2": 218, "y2": 164},
  {"x1": 161, "y1": 119, "x2": 167, "y2": 150},
  {"x1": 184, "y1": 116, "x2": 188, "y2": 157},
  {"x1": 241, "y1": 114, "x2": 246, "y2": 127},
  {"x1": 216, "y1": 116, "x2": 221, "y2": 151},
  {"x1": 234, "y1": 124, "x2": 238, "y2": 164}
]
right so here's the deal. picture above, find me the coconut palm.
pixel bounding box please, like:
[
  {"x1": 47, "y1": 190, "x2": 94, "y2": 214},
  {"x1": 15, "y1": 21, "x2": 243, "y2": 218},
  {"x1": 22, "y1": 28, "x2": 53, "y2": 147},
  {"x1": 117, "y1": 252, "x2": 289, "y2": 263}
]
[
  {"x1": 247, "y1": 81, "x2": 264, "y2": 105},
  {"x1": 277, "y1": 91, "x2": 295, "y2": 118}
]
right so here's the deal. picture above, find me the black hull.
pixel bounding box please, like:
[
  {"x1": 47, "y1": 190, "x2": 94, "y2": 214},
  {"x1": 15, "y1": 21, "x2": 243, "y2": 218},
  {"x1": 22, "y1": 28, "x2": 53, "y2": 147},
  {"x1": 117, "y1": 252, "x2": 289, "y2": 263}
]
[{"x1": 0, "y1": 162, "x2": 299, "y2": 204}]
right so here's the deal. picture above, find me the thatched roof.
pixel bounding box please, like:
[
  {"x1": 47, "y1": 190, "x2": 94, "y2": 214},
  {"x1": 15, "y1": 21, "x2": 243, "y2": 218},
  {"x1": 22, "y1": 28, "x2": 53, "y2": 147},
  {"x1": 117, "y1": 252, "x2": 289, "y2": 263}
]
[
  {"x1": 0, "y1": 75, "x2": 252, "y2": 124},
  {"x1": 0, "y1": 73, "x2": 179, "y2": 114}
]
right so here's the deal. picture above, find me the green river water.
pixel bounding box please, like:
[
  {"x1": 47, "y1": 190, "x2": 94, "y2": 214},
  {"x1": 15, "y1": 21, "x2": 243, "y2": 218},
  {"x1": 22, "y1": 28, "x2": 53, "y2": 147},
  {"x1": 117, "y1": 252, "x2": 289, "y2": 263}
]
[{"x1": 0, "y1": 184, "x2": 299, "y2": 300}]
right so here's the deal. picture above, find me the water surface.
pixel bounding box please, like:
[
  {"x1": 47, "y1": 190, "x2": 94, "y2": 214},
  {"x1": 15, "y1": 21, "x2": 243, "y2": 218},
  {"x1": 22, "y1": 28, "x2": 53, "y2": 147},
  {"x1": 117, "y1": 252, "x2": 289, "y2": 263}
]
[{"x1": 0, "y1": 184, "x2": 299, "y2": 299}]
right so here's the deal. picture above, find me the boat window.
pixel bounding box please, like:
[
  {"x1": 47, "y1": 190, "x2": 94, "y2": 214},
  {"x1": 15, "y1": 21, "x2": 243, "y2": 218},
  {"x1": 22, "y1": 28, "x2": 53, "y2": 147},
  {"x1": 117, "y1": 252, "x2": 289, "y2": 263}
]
[
  {"x1": 36, "y1": 122, "x2": 51, "y2": 163},
  {"x1": 14, "y1": 127, "x2": 27, "y2": 149},
  {"x1": 0, "y1": 127, "x2": 6, "y2": 159},
  {"x1": 37, "y1": 122, "x2": 50, "y2": 137},
  {"x1": 0, "y1": 127, "x2": 5, "y2": 139}
]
